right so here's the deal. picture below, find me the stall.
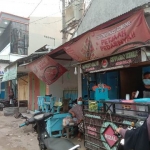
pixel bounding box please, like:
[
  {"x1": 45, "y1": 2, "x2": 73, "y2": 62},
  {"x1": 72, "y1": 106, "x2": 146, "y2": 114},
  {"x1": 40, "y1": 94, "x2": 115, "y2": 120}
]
[
  {"x1": 58, "y1": 9, "x2": 150, "y2": 150},
  {"x1": 80, "y1": 45, "x2": 150, "y2": 150}
]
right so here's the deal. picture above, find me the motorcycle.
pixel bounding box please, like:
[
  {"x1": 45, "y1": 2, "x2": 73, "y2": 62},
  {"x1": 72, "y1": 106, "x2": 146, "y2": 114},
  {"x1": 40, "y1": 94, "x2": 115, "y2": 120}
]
[{"x1": 19, "y1": 112, "x2": 80, "y2": 150}]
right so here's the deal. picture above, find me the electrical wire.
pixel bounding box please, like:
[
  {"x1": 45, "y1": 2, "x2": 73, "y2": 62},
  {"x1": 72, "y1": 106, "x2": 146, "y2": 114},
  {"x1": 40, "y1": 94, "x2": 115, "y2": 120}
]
[
  {"x1": 29, "y1": 11, "x2": 61, "y2": 24},
  {"x1": 28, "y1": 0, "x2": 43, "y2": 18},
  {"x1": 31, "y1": 19, "x2": 62, "y2": 25}
]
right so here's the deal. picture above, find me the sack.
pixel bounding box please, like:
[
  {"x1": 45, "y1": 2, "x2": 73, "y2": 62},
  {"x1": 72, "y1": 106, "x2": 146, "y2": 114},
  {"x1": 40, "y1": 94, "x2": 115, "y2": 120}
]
[{"x1": 63, "y1": 116, "x2": 74, "y2": 126}]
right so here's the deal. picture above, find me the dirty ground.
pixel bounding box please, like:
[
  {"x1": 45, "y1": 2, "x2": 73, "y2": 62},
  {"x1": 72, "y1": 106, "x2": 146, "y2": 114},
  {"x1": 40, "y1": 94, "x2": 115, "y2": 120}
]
[{"x1": 0, "y1": 111, "x2": 85, "y2": 150}]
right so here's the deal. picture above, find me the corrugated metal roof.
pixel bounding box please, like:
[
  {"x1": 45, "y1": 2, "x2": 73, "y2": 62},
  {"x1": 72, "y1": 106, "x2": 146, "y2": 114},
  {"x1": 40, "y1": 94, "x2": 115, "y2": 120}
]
[{"x1": 77, "y1": 0, "x2": 150, "y2": 35}]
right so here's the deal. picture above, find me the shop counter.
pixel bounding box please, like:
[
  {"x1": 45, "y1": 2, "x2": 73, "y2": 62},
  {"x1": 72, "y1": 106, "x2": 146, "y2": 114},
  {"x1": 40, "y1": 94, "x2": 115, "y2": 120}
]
[{"x1": 83, "y1": 100, "x2": 150, "y2": 150}]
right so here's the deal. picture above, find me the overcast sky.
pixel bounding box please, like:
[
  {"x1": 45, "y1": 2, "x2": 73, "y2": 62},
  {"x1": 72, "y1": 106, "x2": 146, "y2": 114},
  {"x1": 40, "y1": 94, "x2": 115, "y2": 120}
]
[{"x1": 0, "y1": 0, "x2": 62, "y2": 18}]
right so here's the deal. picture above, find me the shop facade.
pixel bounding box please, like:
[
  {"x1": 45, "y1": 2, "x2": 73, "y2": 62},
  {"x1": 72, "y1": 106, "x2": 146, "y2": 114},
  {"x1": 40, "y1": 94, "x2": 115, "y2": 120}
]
[{"x1": 59, "y1": 7, "x2": 150, "y2": 150}]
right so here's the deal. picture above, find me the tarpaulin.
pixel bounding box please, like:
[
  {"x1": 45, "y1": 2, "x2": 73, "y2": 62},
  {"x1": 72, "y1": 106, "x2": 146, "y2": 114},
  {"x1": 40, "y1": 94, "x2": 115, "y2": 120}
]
[
  {"x1": 65, "y1": 10, "x2": 150, "y2": 62},
  {"x1": 28, "y1": 55, "x2": 67, "y2": 85}
]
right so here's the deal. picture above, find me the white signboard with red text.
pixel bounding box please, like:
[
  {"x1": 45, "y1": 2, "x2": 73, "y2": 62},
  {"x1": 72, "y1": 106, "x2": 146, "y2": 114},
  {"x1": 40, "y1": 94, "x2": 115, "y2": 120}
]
[{"x1": 0, "y1": 64, "x2": 8, "y2": 76}]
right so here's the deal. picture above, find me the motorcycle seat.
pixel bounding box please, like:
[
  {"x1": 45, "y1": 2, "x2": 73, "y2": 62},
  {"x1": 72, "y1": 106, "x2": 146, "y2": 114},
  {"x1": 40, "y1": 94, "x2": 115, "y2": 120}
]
[{"x1": 43, "y1": 137, "x2": 75, "y2": 150}]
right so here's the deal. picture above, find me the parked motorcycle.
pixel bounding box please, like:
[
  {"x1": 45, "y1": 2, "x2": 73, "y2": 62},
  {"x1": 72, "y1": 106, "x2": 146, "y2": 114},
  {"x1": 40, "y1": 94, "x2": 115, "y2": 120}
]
[{"x1": 19, "y1": 112, "x2": 80, "y2": 150}]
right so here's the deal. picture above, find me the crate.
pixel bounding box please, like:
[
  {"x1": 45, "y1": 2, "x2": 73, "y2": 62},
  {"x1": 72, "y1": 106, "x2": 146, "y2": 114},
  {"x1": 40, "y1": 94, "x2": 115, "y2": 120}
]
[{"x1": 46, "y1": 113, "x2": 71, "y2": 137}]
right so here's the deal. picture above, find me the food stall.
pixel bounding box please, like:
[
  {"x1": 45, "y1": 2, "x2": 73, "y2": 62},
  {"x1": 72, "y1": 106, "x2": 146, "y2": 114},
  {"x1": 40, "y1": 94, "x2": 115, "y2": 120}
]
[
  {"x1": 80, "y1": 45, "x2": 150, "y2": 150},
  {"x1": 61, "y1": 9, "x2": 150, "y2": 149}
]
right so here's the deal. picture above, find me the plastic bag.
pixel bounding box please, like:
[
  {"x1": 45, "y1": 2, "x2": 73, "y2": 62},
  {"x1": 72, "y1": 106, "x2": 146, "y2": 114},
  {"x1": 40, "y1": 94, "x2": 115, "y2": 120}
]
[
  {"x1": 88, "y1": 100, "x2": 98, "y2": 112},
  {"x1": 62, "y1": 116, "x2": 75, "y2": 126}
]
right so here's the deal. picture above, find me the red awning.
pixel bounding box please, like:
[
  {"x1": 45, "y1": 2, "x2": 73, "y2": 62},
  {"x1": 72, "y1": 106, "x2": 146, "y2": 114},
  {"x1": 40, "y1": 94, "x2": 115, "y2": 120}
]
[
  {"x1": 64, "y1": 10, "x2": 150, "y2": 62},
  {"x1": 47, "y1": 9, "x2": 136, "y2": 59}
]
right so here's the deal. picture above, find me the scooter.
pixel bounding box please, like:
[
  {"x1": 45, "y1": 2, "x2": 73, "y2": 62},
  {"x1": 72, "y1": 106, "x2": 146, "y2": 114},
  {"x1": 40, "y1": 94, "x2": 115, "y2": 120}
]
[{"x1": 19, "y1": 112, "x2": 80, "y2": 150}]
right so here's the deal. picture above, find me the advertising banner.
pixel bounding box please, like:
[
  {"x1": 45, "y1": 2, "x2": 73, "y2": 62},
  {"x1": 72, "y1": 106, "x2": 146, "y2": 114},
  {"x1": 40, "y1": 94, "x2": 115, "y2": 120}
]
[
  {"x1": 2, "y1": 63, "x2": 17, "y2": 82},
  {"x1": 28, "y1": 55, "x2": 67, "y2": 85},
  {"x1": 82, "y1": 50, "x2": 141, "y2": 72},
  {"x1": 65, "y1": 10, "x2": 150, "y2": 62}
]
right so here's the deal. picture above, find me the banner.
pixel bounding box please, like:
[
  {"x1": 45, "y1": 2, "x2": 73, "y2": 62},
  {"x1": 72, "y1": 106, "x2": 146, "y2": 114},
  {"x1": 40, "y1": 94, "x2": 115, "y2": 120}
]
[
  {"x1": 65, "y1": 10, "x2": 150, "y2": 62},
  {"x1": 28, "y1": 56, "x2": 67, "y2": 85},
  {"x1": 82, "y1": 50, "x2": 141, "y2": 72},
  {"x1": 2, "y1": 63, "x2": 17, "y2": 82}
]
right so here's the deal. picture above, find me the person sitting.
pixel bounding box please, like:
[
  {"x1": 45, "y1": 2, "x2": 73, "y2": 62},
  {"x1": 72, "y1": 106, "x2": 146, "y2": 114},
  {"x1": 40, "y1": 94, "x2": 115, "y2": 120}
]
[
  {"x1": 69, "y1": 97, "x2": 83, "y2": 141},
  {"x1": 116, "y1": 115, "x2": 150, "y2": 150}
]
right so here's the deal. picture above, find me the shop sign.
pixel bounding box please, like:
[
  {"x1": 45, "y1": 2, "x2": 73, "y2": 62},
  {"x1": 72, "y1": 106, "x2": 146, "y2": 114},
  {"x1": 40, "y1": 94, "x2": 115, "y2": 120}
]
[
  {"x1": 2, "y1": 64, "x2": 17, "y2": 82},
  {"x1": 101, "y1": 59, "x2": 109, "y2": 68},
  {"x1": 28, "y1": 55, "x2": 67, "y2": 85},
  {"x1": 65, "y1": 10, "x2": 150, "y2": 62},
  {"x1": 109, "y1": 50, "x2": 140, "y2": 67},
  {"x1": 82, "y1": 60, "x2": 99, "y2": 72},
  {"x1": 100, "y1": 122, "x2": 118, "y2": 150},
  {"x1": 0, "y1": 64, "x2": 8, "y2": 75},
  {"x1": 82, "y1": 50, "x2": 141, "y2": 72},
  {"x1": 103, "y1": 125, "x2": 118, "y2": 148}
]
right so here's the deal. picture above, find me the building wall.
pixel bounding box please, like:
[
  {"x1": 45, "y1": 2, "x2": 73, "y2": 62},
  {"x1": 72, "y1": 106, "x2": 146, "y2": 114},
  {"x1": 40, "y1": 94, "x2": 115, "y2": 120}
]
[
  {"x1": 49, "y1": 67, "x2": 78, "y2": 100},
  {"x1": 28, "y1": 17, "x2": 62, "y2": 54},
  {"x1": 77, "y1": 0, "x2": 150, "y2": 35},
  {"x1": 28, "y1": 72, "x2": 46, "y2": 111}
]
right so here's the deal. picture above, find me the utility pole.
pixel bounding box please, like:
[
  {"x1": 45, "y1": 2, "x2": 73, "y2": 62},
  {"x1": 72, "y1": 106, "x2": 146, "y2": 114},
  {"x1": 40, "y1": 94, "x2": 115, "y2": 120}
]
[
  {"x1": 61, "y1": 0, "x2": 84, "y2": 43},
  {"x1": 62, "y1": 0, "x2": 67, "y2": 44}
]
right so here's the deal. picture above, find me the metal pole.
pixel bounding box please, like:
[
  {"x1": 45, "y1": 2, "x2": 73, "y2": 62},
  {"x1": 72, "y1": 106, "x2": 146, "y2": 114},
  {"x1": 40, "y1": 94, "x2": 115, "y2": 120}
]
[{"x1": 62, "y1": 0, "x2": 67, "y2": 44}]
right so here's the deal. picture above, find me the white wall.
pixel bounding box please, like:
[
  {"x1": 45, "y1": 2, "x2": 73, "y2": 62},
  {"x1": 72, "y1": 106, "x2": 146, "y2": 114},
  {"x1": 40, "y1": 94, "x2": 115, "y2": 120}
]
[
  {"x1": 28, "y1": 17, "x2": 62, "y2": 54},
  {"x1": 49, "y1": 67, "x2": 78, "y2": 100},
  {"x1": 0, "y1": 43, "x2": 10, "y2": 55}
]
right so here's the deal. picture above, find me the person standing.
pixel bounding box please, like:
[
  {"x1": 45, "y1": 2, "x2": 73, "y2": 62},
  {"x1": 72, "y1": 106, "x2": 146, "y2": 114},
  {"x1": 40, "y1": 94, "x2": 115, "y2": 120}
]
[
  {"x1": 132, "y1": 72, "x2": 150, "y2": 99},
  {"x1": 9, "y1": 88, "x2": 14, "y2": 105}
]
